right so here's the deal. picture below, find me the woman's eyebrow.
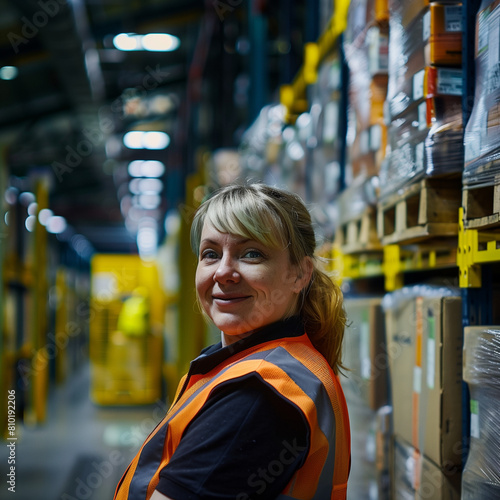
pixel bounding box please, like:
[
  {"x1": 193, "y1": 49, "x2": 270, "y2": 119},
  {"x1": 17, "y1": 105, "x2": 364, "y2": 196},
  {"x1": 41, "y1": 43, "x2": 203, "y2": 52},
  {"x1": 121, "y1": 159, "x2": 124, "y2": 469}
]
[{"x1": 200, "y1": 237, "x2": 254, "y2": 246}]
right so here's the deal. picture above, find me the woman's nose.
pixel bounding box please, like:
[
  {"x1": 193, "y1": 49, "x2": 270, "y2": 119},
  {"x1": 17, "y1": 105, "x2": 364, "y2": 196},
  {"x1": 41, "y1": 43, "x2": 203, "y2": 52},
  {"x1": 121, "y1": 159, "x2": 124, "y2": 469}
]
[{"x1": 214, "y1": 255, "x2": 240, "y2": 283}]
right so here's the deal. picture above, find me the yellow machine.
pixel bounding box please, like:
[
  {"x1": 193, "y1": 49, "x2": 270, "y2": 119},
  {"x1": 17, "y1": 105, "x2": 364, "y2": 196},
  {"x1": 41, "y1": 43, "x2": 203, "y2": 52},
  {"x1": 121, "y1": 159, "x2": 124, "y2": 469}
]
[{"x1": 89, "y1": 254, "x2": 164, "y2": 405}]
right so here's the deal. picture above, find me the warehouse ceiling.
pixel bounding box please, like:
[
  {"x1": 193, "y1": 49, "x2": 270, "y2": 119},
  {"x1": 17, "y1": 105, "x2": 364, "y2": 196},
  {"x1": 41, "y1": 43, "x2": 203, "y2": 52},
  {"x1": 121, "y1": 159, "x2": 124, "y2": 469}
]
[{"x1": 0, "y1": 0, "x2": 309, "y2": 254}]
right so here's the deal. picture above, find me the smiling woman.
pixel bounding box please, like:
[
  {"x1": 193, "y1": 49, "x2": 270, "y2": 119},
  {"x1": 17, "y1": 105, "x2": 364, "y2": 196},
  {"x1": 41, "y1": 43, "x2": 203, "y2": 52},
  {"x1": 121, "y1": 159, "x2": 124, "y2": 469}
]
[{"x1": 113, "y1": 183, "x2": 351, "y2": 500}]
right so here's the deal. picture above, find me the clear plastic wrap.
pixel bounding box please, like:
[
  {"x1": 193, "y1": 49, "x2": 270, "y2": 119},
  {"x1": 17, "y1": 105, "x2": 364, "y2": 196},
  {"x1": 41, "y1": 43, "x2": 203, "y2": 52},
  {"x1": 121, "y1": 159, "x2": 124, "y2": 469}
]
[
  {"x1": 462, "y1": 327, "x2": 500, "y2": 499},
  {"x1": 336, "y1": 174, "x2": 379, "y2": 227},
  {"x1": 381, "y1": 284, "x2": 459, "y2": 311},
  {"x1": 387, "y1": 1, "x2": 462, "y2": 121},
  {"x1": 380, "y1": 86, "x2": 463, "y2": 199},
  {"x1": 345, "y1": 0, "x2": 389, "y2": 50},
  {"x1": 464, "y1": 0, "x2": 500, "y2": 188},
  {"x1": 344, "y1": 0, "x2": 390, "y2": 187}
]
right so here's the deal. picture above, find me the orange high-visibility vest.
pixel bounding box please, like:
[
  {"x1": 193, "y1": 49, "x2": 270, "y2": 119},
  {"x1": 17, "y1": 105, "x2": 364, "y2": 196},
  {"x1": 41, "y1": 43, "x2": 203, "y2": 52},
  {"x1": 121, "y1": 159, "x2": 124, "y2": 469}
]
[{"x1": 114, "y1": 333, "x2": 351, "y2": 500}]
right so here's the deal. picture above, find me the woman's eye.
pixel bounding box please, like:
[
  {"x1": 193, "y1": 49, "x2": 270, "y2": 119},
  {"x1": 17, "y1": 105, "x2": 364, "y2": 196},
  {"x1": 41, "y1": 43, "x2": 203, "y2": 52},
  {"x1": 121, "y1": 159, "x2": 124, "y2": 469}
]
[
  {"x1": 243, "y1": 250, "x2": 263, "y2": 259},
  {"x1": 201, "y1": 250, "x2": 218, "y2": 260}
]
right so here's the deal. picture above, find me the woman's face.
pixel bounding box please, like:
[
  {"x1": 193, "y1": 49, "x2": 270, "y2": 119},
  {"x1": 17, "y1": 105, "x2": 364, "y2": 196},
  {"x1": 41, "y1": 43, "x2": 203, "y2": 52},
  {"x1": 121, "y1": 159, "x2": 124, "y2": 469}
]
[{"x1": 195, "y1": 220, "x2": 303, "y2": 343}]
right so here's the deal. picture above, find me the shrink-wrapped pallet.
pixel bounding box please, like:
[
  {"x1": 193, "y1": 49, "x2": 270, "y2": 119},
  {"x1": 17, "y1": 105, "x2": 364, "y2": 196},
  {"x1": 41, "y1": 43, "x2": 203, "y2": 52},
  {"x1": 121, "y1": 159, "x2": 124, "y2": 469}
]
[
  {"x1": 344, "y1": 0, "x2": 389, "y2": 184},
  {"x1": 464, "y1": 0, "x2": 500, "y2": 188},
  {"x1": 387, "y1": 1, "x2": 462, "y2": 120},
  {"x1": 462, "y1": 327, "x2": 500, "y2": 499},
  {"x1": 382, "y1": 1, "x2": 463, "y2": 198}
]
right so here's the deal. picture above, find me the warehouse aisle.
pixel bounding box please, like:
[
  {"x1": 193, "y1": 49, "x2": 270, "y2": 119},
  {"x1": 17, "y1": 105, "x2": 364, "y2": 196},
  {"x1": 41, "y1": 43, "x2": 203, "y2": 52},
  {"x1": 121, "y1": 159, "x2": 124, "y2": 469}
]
[{"x1": 0, "y1": 365, "x2": 169, "y2": 500}]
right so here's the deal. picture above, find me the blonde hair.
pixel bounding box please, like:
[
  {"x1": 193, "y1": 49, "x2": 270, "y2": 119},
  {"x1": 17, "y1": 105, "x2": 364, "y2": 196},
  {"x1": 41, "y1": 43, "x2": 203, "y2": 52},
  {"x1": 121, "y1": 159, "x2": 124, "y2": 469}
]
[{"x1": 190, "y1": 183, "x2": 346, "y2": 374}]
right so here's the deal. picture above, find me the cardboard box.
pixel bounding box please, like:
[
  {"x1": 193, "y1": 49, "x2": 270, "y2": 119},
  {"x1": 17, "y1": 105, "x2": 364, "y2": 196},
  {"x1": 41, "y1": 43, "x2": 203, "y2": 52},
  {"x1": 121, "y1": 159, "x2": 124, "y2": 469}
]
[
  {"x1": 392, "y1": 436, "x2": 461, "y2": 500},
  {"x1": 342, "y1": 297, "x2": 389, "y2": 410},
  {"x1": 384, "y1": 292, "x2": 462, "y2": 468},
  {"x1": 396, "y1": 0, "x2": 462, "y2": 30},
  {"x1": 388, "y1": 3, "x2": 463, "y2": 119}
]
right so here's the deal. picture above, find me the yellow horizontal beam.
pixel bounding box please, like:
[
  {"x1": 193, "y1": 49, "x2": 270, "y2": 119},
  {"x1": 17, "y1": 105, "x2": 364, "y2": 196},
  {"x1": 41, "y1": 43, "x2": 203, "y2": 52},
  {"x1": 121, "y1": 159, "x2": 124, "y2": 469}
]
[{"x1": 458, "y1": 208, "x2": 500, "y2": 287}]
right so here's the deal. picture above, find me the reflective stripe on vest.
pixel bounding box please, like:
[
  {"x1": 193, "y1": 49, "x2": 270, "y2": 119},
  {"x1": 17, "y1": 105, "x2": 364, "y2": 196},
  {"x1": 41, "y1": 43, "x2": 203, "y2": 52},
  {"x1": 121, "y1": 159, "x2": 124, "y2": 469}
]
[{"x1": 114, "y1": 334, "x2": 350, "y2": 500}]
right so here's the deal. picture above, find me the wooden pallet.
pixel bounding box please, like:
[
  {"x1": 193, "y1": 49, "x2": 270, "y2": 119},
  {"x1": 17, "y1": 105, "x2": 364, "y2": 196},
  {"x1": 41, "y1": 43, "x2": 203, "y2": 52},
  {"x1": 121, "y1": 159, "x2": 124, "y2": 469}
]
[
  {"x1": 336, "y1": 206, "x2": 382, "y2": 254},
  {"x1": 463, "y1": 183, "x2": 500, "y2": 230},
  {"x1": 377, "y1": 178, "x2": 462, "y2": 245}
]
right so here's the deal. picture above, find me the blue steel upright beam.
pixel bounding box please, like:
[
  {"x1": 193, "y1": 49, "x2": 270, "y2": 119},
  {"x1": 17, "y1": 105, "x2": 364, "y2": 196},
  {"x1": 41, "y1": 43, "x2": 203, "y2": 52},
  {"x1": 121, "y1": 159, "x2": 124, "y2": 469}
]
[
  {"x1": 461, "y1": 0, "x2": 488, "y2": 471},
  {"x1": 248, "y1": 0, "x2": 269, "y2": 123}
]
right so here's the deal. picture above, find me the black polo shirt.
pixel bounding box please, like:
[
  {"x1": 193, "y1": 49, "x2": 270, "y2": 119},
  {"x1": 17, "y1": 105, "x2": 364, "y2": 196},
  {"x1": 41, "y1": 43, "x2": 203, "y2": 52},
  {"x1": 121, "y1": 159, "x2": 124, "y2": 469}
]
[{"x1": 156, "y1": 316, "x2": 310, "y2": 500}]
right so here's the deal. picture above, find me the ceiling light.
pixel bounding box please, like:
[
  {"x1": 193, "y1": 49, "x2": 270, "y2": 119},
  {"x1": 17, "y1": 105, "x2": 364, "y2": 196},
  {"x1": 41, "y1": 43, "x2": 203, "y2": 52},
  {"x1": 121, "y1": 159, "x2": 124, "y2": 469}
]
[
  {"x1": 113, "y1": 33, "x2": 180, "y2": 52},
  {"x1": 123, "y1": 131, "x2": 170, "y2": 150},
  {"x1": 25, "y1": 215, "x2": 37, "y2": 232},
  {"x1": 0, "y1": 66, "x2": 18, "y2": 80},
  {"x1": 142, "y1": 131, "x2": 170, "y2": 149},
  {"x1": 113, "y1": 33, "x2": 140, "y2": 51},
  {"x1": 46, "y1": 216, "x2": 67, "y2": 234},
  {"x1": 133, "y1": 194, "x2": 161, "y2": 210},
  {"x1": 142, "y1": 33, "x2": 180, "y2": 52},
  {"x1": 128, "y1": 160, "x2": 165, "y2": 178},
  {"x1": 38, "y1": 208, "x2": 53, "y2": 226}
]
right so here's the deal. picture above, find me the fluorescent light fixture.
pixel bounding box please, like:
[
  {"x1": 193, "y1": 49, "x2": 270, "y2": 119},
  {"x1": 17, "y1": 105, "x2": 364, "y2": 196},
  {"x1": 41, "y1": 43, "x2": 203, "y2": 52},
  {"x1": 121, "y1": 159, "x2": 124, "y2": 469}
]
[
  {"x1": 113, "y1": 33, "x2": 180, "y2": 52},
  {"x1": 38, "y1": 208, "x2": 53, "y2": 226},
  {"x1": 25, "y1": 215, "x2": 37, "y2": 232},
  {"x1": 129, "y1": 178, "x2": 163, "y2": 195},
  {"x1": 123, "y1": 131, "x2": 170, "y2": 150},
  {"x1": 27, "y1": 202, "x2": 38, "y2": 216},
  {"x1": 143, "y1": 131, "x2": 170, "y2": 149},
  {"x1": 142, "y1": 33, "x2": 180, "y2": 52},
  {"x1": 19, "y1": 191, "x2": 35, "y2": 207},
  {"x1": 128, "y1": 160, "x2": 165, "y2": 178},
  {"x1": 0, "y1": 66, "x2": 18, "y2": 80},
  {"x1": 133, "y1": 193, "x2": 161, "y2": 210},
  {"x1": 113, "y1": 33, "x2": 140, "y2": 51},
  {"x1": 46, "y1": 216, "x2": 67, "y2": 234}
]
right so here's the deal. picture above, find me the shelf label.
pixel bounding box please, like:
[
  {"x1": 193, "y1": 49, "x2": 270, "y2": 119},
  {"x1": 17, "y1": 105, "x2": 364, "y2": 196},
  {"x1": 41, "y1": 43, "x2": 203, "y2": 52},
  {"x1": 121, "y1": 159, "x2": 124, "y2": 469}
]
[
  {"x1": 418, "y1": 102, "x2": 428, "y2": 131},
  {"x1": 413, "y1": 70, "x2": 425, "y2": 101},
  {"x1": 437, "y1": 69, "x2": 463, "y2": 96},
  {"x1": 361, "y1": 320, "x2": 371, "y2": 380},
  {"x1": 470, "y1": 399, "x2": 480, "y2": 439},
  {"x1": 445, "y1": 6, "x2": 462, "y2": 32},
  {"x1": 423, "y1": 10, "x2": 431, "y2": 41},
  {"x1": 415, "y1": 142, "x2": 425, "y2": 174},
  {"x1": 427, "y1": 312, "x2": 436, "y2": 389}
]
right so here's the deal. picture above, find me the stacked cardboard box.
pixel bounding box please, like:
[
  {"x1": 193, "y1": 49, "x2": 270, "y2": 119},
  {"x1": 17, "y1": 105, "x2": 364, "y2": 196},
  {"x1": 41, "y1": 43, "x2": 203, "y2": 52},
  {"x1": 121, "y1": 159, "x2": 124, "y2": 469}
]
[
  {"x1": 344, "y1": 0, "x2": 389, "y2": 184},
  {"x1": 382, "y1": 287, "x2": 463, "y2": 499},
  {"x1": 380, "y1": 1, "x2": 463, "y2": 200},
  {"x1": 462, "y1": 327, "x2": 500, "y2": 498},
  {"x1": 342, "y1": 297, "x2": 390, "y2": 498}
]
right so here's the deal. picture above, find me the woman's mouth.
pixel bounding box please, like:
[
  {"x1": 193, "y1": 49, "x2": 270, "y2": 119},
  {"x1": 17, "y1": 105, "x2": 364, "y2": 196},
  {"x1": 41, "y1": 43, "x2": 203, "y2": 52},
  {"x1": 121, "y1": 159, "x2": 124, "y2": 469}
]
[{"x1": 213, "y1": 295, "x2": 250, "y2": 305}]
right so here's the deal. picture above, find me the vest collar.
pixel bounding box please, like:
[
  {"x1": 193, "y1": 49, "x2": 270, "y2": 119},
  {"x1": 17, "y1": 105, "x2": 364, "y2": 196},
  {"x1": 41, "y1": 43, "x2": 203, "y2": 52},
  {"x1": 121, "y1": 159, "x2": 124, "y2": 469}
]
[{"x1": 190, "y1": 316, "x2": 305, "y2": 376}]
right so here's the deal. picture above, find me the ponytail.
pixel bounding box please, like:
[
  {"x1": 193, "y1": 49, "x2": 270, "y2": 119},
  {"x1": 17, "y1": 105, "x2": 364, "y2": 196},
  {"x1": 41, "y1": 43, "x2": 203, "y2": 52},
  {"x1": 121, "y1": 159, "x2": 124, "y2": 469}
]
[{"x1": 301, "y1": 265, "x2": 346, "y2": 375}]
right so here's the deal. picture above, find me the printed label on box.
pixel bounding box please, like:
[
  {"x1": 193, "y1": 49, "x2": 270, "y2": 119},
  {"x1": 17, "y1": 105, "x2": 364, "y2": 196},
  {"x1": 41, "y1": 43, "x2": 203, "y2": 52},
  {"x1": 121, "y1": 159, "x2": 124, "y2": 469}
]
[
  {"x1": 415, "y1": 142, "x2": 425, "y2": 173},
  {"x1": 323, "y1": 101, "x2": 339, "y2": 143},
  {"x1": 470, "y1": 399, "x2": 480, "y2": 439},
  {"x1": 437, "y1": 68, "x2": 463, "y2": 96},
  {"x1": 418, "y1": 102, "x2": 428, "y2": 131},
  {"x1": 413, "y1": 70, "x2": 425, "y2": 101},
  {"x1": 488, "y1": 8, "x2": 500, "y2": 73},
  {"x1": 413, "y1": 366, "x2": 422, "y2": 394},
  {"x1": 427, "y1": 313, "x2": 435, "y2": 389},
  {"x1": 361, "y1": 320, "x2": 371, "y2": 380},
  {"x1": 445, "y1": 6, "x2": 462, "y2": 32},
  {"x1": 370, "y1": 124, "x2": 382, "y2": 151},
  {"x1": 478, "y1": 9, "x2": 489, "y2": 55},
  {"x1": 423, "y1": 10, "x2": 431, "y2": 41}
]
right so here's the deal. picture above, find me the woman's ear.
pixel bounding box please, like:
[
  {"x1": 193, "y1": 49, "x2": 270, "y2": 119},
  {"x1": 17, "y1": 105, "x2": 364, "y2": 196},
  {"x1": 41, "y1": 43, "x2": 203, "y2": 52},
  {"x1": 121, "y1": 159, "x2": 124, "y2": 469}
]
[{"x1": 293, "y1": 257, "x2": 314, "y2": 293}]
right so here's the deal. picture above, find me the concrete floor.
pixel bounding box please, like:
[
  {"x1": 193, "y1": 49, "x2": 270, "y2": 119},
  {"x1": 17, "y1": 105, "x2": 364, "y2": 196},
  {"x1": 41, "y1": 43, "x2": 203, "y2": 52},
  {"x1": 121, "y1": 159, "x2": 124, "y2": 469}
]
[{"x1": 0, "y1": 365, "x2": 167, "y2": 500}]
